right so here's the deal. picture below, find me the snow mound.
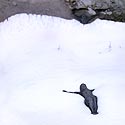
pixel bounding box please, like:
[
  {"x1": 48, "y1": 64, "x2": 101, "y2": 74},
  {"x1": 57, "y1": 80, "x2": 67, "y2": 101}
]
[{"x1": 0, "y1": 14, "x2": 125, "y2": 125}]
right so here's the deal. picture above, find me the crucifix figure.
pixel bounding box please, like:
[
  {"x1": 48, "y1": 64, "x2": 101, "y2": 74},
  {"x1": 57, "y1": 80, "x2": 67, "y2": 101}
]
[{"x1": 63, "y1": 83, "x2": 98, "y2": 115}]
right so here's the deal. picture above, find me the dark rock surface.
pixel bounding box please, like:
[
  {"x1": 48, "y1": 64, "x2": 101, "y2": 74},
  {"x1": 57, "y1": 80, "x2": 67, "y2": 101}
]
[
  {"x1": 66, "y1": 0, "x2": 125, "y2": 24},
  {"x1": 0, "y1": 0, "x2": 74, "y2": 22}
]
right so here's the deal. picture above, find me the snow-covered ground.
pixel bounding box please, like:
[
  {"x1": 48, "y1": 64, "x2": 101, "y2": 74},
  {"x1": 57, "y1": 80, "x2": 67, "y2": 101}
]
[{"x1": 0, "y1": 14, "x2": 125, "y2": 125}]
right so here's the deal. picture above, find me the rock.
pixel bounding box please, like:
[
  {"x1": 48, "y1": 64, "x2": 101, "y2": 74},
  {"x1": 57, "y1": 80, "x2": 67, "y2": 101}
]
[
  {"x1": 0, "y1": 0, "x2": 74, "y2": 22},
  {"x1": 88, "y1": 7, "x2": 96, "y2": 15},
  {"x1": 66, "y1": 0, "x2": 125, "y2": 24},
  {"x1": 12, "y1": 1, "x2": 17, "y2": 6}
]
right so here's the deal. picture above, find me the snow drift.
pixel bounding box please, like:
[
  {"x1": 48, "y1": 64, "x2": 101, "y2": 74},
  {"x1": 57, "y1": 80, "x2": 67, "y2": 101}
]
[{"x1": 0, "y1": 14, "x2": 125, "y2": 125}]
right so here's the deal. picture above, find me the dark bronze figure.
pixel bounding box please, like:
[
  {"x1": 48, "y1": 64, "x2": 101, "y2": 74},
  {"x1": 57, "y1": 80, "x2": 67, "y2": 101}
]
[{"x1": 63, "y1": 83, "x2": 98, "y2": 115}]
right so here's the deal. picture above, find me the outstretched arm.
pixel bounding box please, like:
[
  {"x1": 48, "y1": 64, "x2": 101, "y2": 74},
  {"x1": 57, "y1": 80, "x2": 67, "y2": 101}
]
[
  {"x1": 90, "y1": 89, "x2": 95, "y2": 92},
  {"x1": 62, "y1": 90, "x2": 81, "y2": 95}
]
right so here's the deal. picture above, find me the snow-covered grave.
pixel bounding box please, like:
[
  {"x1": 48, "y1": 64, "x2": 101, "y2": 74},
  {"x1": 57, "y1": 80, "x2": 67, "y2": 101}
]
[{"x1": 0, "y1": 14, "x2": 125, "y2": 125}]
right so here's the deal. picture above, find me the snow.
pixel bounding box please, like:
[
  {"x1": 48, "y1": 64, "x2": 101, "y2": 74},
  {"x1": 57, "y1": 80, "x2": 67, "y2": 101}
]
[{"x1": 0, "y1": 13, "x2": 125, "y2": 125}]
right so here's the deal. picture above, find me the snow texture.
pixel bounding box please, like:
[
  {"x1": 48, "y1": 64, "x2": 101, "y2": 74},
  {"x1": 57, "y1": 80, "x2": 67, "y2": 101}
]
[{"x1": 0, "y1": 13, "x2": 125, "y2": 125}]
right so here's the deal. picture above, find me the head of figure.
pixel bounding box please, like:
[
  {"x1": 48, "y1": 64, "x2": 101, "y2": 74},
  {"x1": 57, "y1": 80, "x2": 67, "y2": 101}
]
[{"x1": 80, "y1": 83, "x2": 87, "y2": 92}]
